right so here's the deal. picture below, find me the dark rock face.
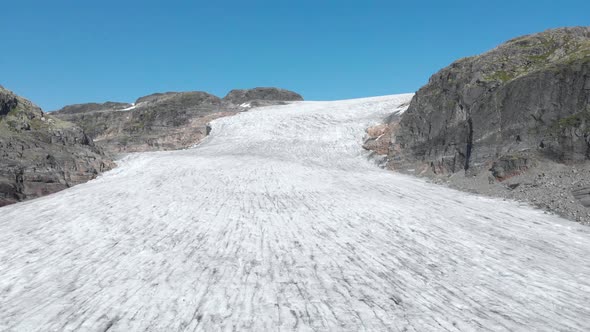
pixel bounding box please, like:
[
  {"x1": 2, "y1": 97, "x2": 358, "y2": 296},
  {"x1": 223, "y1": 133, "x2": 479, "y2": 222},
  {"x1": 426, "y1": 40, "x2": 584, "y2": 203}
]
[
  {"x1": 390, "y1": 27, "x2": 590, "y2": 175},
  {"x1": 0, "y1": 87, "x2": 114, "y2": 207},
  {"x1": 53, "y1": 87, "x2": 303, "y2": 153},
  {"x1": 223, "y1": 87, "x2": 303, "y2": 106},
  {"x1": 0, "y1": 91, "x2": 19, "y2": 117}
]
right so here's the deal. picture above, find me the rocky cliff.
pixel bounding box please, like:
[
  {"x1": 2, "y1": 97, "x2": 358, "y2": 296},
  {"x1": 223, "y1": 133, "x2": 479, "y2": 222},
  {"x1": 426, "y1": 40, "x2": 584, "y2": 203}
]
[
  {"x1": 0, "y1": 86, "x2": 114, "y2": 206},
  {"x1": 389, "y1": 27, "x2": 590, "y2": 176},
  {"x1": 53, "y1": 87, "x2": 303, "y2": 153},
  {"x1": 378, "y1": 26, "x2": 590, "y2": 223}
]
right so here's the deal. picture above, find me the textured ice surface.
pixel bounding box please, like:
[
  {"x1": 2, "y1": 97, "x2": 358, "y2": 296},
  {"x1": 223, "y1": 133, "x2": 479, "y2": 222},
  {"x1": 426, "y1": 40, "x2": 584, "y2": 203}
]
[{"x1": 1, "y1": 94, "x2": 590, "y2": 331}]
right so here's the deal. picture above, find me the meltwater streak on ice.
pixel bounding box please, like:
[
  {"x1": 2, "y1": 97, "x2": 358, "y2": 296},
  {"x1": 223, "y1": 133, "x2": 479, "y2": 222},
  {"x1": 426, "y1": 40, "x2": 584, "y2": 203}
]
[{"x1": 1, "y1": 94, "x2": 589, "y2": 331}]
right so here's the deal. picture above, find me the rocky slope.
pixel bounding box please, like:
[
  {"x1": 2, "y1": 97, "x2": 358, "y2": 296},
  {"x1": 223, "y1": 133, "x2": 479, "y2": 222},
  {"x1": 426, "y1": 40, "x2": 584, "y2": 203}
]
[
  {"x1": 53, "y1": 87, "x2": 303, "y2": 153},
  {"x1": 53, "y1": 91, "x2": 228, "y2": 153},
  {"x1": 0, "y1": 86, "x2": 114, "y2": 206},
  {"x1": 373, "y1": 26, "x2": 590, "y2": 223}
]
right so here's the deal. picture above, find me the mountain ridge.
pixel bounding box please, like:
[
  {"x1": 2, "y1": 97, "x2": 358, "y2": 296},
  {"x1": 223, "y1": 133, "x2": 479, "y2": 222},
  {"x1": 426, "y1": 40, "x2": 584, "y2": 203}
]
[{"x1": 52, "y1": 87, "x2": 303, "y2": 153}]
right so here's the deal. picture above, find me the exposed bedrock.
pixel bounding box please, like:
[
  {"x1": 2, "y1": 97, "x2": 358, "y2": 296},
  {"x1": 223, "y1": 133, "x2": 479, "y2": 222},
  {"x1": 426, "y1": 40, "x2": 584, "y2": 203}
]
[
  {"x1": 53, "y1": 87, "x2": 303, "y2": 153},
  {"x1": 389, "y1": 27, "x2": 590, "y2": 175},
  {"x1": 0, "y1": 86, "x2": 114, "y2": 206}
]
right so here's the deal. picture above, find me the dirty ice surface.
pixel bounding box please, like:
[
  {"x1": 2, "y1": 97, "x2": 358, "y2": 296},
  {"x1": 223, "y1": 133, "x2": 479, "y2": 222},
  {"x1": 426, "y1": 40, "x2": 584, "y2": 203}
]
[{"x1": 1, "y1": 94, "x2": 590, "y2": 331}]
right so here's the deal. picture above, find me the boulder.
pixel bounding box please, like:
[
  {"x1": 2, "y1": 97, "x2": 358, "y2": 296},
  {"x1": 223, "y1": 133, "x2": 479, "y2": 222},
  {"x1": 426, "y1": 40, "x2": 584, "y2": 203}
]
[{"x1": 490, "y1": 156, "x2": 533, "y2": 181}]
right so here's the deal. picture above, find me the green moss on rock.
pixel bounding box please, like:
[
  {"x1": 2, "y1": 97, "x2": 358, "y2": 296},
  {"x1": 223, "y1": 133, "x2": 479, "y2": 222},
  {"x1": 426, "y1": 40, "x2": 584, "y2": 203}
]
[
  {"x1": 556, "y1": 111, "x2": 590, "y2": 129},
  {"x1": 547, "y1": 110, "x2": 590, "y2": 137},
  {"x1": 485, "y1": 71, "x2": 515, "y2": 82}
]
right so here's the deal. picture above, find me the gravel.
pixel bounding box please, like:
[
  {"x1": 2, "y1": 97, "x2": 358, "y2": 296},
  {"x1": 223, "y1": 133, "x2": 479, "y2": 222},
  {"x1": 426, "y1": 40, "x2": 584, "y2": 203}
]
[{"x1": 425, "y1": 160, "x2": 590, "y2": 225}]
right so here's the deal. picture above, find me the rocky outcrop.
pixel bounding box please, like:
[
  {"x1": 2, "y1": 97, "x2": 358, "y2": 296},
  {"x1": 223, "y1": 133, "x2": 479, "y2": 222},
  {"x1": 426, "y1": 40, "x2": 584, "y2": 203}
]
[
  {"x1": 378, "y1": 27, "x2": 590, "y2": 223},
  {"x1": 55, "y1": 102, "x2": 132, "y2": 115},
  {"x1": 0, "y1": 86, "x2": 114, "y2": 207},
  {"x1": 364, "y1": 123, "x2": 393, "y2": 155},
  {"x1": 53, "y1": 91, "x2": 227, "y2": 153},
  {"x1": 389, "y1": 27, "x2": 590, "y2": 175},
  {"x1": 53, "y1": 87, "x2": 303, "y2": 153},
  {"x1": 223, "y1": 87, "x2": 303, "y2": 107},
  {"x1": 363, "y1": 105, "x2": 410, "y2": 166}
]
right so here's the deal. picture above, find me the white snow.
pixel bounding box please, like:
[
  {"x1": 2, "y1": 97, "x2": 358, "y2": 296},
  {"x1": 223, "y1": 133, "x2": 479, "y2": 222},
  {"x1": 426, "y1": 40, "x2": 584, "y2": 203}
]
[
  {"x1": 1, "y1": 94, "x2": 590, "y2": 331},
  {"x1": 239, "y1": 102, "x2": 251, "y2": 108},
  {"x1": 120, "y1": 103, "x2": 137, "y2": 111},
  {"x1": 395, "y1": 108, "x2": 407, "y2": 115}
]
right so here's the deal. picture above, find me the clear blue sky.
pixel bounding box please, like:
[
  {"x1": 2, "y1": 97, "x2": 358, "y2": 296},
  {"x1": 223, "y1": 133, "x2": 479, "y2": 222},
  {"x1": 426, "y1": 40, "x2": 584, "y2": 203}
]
[{"x1": 1, "y1": 0, "x2": 589, "y2": 111}]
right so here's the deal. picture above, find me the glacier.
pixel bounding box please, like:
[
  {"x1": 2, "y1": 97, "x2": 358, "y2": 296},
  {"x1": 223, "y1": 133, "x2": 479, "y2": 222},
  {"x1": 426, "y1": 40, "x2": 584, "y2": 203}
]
[{"x1": 1, "y1": 94, "x2": 589, "y2": 331}]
